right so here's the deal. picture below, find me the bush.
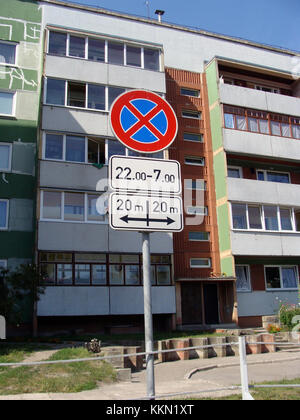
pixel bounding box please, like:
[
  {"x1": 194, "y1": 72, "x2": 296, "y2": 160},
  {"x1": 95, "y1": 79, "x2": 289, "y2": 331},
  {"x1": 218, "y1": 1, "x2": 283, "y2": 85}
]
[{"x1": 279, "y1": 304, "x2": 300, "y2": 330}]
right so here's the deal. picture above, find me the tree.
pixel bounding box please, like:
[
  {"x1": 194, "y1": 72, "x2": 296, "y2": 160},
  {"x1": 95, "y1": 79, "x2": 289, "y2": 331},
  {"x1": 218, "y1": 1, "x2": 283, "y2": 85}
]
[{"x1": 0, "y1": 264, "x2": 46, "y2": 336}]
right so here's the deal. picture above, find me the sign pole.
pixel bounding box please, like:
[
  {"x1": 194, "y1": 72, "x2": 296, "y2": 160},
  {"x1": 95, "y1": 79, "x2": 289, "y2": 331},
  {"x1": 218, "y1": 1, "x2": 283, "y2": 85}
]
[{"x1": 142, "y1": 231, "x2": 155, "y2": 400}]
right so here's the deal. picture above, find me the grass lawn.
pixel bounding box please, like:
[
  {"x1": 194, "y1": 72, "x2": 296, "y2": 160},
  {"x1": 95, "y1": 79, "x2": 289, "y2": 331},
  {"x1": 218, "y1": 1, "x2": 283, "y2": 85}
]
[
  {"x1": 0, "y1": 346, "x2": 117, "y2": 395},
  {"x1": 201, "y1": 378, "x2": 300, "y2": 400}
]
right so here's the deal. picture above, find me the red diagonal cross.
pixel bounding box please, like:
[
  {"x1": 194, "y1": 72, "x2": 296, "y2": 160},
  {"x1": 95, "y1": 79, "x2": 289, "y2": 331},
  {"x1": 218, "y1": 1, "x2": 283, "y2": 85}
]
[{"x1": 124, "y1": 101, "x2": 165, "y2": 141}]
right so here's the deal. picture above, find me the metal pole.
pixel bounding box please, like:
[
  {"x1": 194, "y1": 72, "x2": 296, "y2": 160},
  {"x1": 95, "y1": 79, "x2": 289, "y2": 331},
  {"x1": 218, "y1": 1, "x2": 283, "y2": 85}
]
[
  {"x1": 238, "y1": 336, "x2": 254, "y2": 400},
  {"x1": 142, "y1": 232, "x2": 155, "y2": 400}
]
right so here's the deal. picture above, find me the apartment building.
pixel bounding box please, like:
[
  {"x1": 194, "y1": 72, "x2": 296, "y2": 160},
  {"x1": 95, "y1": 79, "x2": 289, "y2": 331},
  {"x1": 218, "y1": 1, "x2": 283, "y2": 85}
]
[
  {"x1": 1, "y1": 0, "x2": 299, "y2": 333},
  {"x1": 206, "y1": 58, "x2": 300, "y2": 327},
  {"x1": 0, "y1": 0, "x2": 42, "y2": 323}
]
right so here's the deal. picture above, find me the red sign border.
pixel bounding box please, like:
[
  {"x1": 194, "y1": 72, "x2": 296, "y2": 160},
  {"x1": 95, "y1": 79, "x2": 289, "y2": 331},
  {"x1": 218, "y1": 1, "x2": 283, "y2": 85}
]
[{"x1": 110, "y1": 90, "x2": 178, "y2": 154}]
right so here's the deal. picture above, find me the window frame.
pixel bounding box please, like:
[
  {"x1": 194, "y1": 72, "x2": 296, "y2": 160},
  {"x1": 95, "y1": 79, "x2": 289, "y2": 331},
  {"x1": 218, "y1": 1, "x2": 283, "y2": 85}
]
[
  {"x1": 183, "y1": 132, "x2": 203, "y2": 143},
  {"x1": 256, "y1": 169, "x2": 291, "y2": 184},
  {"x1": 40, "y1": 190, "x2": 107, "y2": 224},
  {"x1": 0, "y1": 199, "x2": 9, "y2": 230},
  {"x1": 39, "y1": 252, "x2": 172, "y2": 287},
  {"x1": 264, "y1": 265, "x2": 299, "y2": 291},
  {"x1": 184, "y1": 156, "x2": 205, "y2": 166},
  {"x1": 230, "y1": 202, "x2": 297, "y2": 233},
  {"x1": 188, "y1": 231, "x2": 210, "y2": 242},
  {"x1": 47, "y1": 30, "x2": 161, "y2": 71},
  {"x1": 227, "y1": 166, "x2": 243, "y2": 179},
  {"x1": 0, "y1": 142, "x2": 12, "y2": 172},
  {"x1": 190, "y1": 258, "x2": 211, "y2": 268},
  {"x1": 182, "y1": 110, "x2": 202, "y2": 120},
  {"x1": 235, "y1": 265, "x2": 252, "y2": 292},
  {"x1": 0, "y1": 41, "x2": 17, "y2": 66},
  {"x1": 180, "y1": 88, "x2": 200, "y2": 98},
  {"x1": 0, "y1": 90, "x2": 16, "y2": 117}
]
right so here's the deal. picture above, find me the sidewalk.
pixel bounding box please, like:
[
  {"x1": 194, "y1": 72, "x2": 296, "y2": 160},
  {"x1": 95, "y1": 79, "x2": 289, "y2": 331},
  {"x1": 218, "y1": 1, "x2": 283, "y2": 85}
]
[{"x1": 0, "y1": 348, "x2": 300, "y2": 400}]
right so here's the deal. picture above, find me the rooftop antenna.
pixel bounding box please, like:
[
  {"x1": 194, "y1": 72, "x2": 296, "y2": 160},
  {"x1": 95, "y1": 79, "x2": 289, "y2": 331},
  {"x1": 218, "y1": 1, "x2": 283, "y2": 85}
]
[
  {"x1": 145, "y1": 1, "x2": 150, "y2": 18},
  {"x1": 155, "y1": 9, "x2": 165, "y2": 23}
]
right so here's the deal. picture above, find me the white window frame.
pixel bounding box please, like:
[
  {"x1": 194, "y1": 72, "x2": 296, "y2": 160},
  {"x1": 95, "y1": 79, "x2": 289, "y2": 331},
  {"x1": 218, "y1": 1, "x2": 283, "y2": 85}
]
[
  {"x1": 235, "y1": 265, "x2": 252, "y2": 292},
  {"x1": 40, "y1": 190, "x2": 107, "y2": 224},
  {"x1": 264, "y1": 265, "x2": 299, "y2": 291},
  {"x1": 190, "y1": 258, "x2": 211, "y2": 268},
  {"x1": 185, "y1": 179, "x2": 206, "y2": 190},
  {"x1": 47, "y1": 30, "x2": 161, "y2": 71},
  {"x1": 0, "y1": 199, "x2": 9, "y2": 230},
  {"x1": 227, "y1": 166, "x2": 243, "y2": 178},
  {"x1": 0, "y1": 142, "x2": 12, "y2": 172},
  {"x1": 182, "y1": 110, "x2": 201, "y2": 120},
  {"x1": 256, "y1": 169, "x2": 291, "y2": 183},
  {"x1": 184, "y1": 156, "x2": 205, "y2": 166},
  {"x1": 0, "y1": 90, "x2": 16, "y2": 117},
  {"x1": 230, "y1": 202, "x2": 297, "y2": 233},
  {"x1": 186, "y1": 206, "x2": 208, "y2": 216},
  {"x1": 0, "y1": 41, "x2": 17, "y2": 66}
]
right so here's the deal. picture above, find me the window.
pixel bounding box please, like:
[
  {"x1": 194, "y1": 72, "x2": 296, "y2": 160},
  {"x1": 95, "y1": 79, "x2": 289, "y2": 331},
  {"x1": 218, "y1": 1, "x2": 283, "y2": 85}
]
[
  {"x1": 231, "y1": 204, "x2": 247, "y2": 229},
  {"x1": 126, "y1": 45, "x2": 141, "y2": 67},
  {"x1": 223, "y1": 105, "x2": 300, "y2": 139},
  {"x1": 186, "y1": 206, "x2": 208, "y2": 216},
  {"x1": 144, "y1": 48, "x2": 160, "y2": 71},
  {"x1": 184, "y1": 156, "x2": 205, "y2": 166},
  {"x1": 0, "y1": 42, "x2": 16, "y2": 65},
  {"x1": 69, "y1": 35, "x2": 86, "y2": 58},
  {"x1": 46, "y1": 78, "x2": 65, "y2": 106},
  {"x1": 188, "y1": 231, "x2": 210, "y2": 241},
  {"x1": 41, "y1": 191, "x2": 106, "y2": 223},
  {"x1": 183, "y1": 133, "x2": 203, "y2": 143},
  {"x1": 47, "y1": 31, "x2": 161, "y2": 71},
  {"x1": 182, "y1": 110, "x2": 201, "y2": 119},
  {"x1": 67, "y1": 82, "x2": 86, "y2": 108},
  {"x1": 65, "y1": 135, "x2": 85, "y2": 162},
  {"x1": 248, "y1": 206, "x2": 262, "y2": 230},
  {"x1": 190, "y1": 258, "x2": 211, "y2": 268},
  {"x1": 88, "y1": 38, "x2": 105, "y2": 62},
  {"x1": 0, "y1": 143, "x2": 12, "y2": 171},
  {"x1": 228, "y1": 166, "x2": 242, "y2": 178},
  {"x1": 108, "y1": 41, "x2": 124, "y2": 65},
  {"x1": 180, "y1": 88, "x2": 200, "y2": 97},
  {"x1": 48, "y1": 31, "x2": 67, "y2": 56},
  {"x1": 257, "y1": 170, "x2": 290, "y2": 184},
  {"x1": 265, "y1": 266, "x2": 298, "y2": 290},
  {"x1": 45, "y1": 78, "x2": 125, "y2": 111},
  {"x1": 40, "y1": 253, "x2": 171, "y2": 286},
  {"x1": 231, "y1": 203, "x2": 296, "y2": 232},
  {"x1": 0, "y1": 200, "x2": 8, "y2": 230},
  {"x1": 0, "y1": 260, "x2": 7, "y2": 270},
  {"x1": 236, "y1": 265, "x2": 251, "y2": 292},
  {"x1": 0, "y1": 91, "x2": 15, "y2": 116}
]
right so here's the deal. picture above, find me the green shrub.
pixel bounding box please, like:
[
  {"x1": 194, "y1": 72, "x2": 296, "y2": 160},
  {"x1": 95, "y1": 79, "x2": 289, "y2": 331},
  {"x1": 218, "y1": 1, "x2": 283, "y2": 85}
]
[{"x1": 279, "y1": 304, "x2": 300, "y2": 330}]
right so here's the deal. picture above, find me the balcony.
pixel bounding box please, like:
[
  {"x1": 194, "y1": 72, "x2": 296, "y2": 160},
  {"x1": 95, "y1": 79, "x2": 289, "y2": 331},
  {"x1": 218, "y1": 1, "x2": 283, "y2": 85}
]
[
  {"x1": 39, "y1": 160, "x2": 108, "y2": 191},
  {"x1": 231, "y1": 230, "x2": 300, "y2": 257},
  {"x1": 223, "y1": 129, "x2": 300, "y2": 162},
  {"x1": 37, "y1": 285, "x2": 176, "y2": 316},
  {"x1": 220, "y1": 84, "x2": 300, "y2": 118},
  {"x1": 227, "y1": 178, "x2": 300, "y2": 208},
  {"x1": 45, "y1": 55, "x2": 166, "y2": 93}
]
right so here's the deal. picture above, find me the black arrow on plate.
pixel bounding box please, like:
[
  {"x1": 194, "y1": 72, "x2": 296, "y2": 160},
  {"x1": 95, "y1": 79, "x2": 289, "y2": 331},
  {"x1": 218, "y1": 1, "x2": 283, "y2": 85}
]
[{"x1": 120, "y1": 214, "x2": 175, "y2": 226}]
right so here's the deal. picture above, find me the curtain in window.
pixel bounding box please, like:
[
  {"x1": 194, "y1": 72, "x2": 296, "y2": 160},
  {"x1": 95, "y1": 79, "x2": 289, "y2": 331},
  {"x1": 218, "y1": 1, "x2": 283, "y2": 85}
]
[
  {"x1": 0, "y1": 201, "x2": 7, "y2": 228},
  {"x1": 236, "y1": 266, "x2": 250, "y2": 291},
  {"x1": 224, "y1": 114, "x2": 235, "y2": 129},
  {"x1": 281, "y1": 268, "x2": 297, "y2": 289},
  {"x1": 236, "y1": 115, "x2": 247, "y2": 130}
]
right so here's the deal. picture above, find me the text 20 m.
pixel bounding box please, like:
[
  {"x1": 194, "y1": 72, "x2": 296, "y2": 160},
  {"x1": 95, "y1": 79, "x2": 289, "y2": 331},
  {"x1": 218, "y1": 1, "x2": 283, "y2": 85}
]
[{"x1": 116, "y1": 198, "x2": 179, "y2": 214}]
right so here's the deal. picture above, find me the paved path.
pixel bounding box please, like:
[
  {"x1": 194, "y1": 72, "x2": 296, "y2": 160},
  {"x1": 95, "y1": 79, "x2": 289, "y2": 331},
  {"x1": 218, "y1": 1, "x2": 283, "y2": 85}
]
[{"x1": 0, "y1": 348, "x2": 300, "y2": 400}]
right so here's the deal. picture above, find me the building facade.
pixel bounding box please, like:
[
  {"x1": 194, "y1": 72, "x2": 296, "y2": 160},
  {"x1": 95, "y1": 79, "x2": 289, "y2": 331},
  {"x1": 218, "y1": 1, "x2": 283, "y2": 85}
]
[
  {"x1": 0, "y1": 0, "x2": 42, "y2": 323},
  {"x1": 1, "y1": 0, "x2": 299, "y2": 333}
]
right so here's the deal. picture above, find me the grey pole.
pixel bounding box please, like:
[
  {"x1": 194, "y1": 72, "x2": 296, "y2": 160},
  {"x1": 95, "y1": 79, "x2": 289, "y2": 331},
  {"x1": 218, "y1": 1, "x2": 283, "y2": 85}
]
[{"x1": 142, "y1": 231, "x2": 155, "y2": 400}]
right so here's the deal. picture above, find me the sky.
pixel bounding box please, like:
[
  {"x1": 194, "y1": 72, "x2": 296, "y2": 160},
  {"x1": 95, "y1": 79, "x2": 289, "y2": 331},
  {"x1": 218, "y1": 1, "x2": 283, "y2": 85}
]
[{"x1": 60, "y1": 0, "x2": 300, "y2": 52}]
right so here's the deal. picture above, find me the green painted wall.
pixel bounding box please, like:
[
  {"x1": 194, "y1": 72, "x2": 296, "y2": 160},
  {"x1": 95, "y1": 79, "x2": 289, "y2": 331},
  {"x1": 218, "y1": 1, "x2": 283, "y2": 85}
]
[
  {"x1": 0, "y1": 0, "x2": 42, "y2": 324},
  {"x1": 205, "y1": 59, "x2": 234, "y2": 277}
]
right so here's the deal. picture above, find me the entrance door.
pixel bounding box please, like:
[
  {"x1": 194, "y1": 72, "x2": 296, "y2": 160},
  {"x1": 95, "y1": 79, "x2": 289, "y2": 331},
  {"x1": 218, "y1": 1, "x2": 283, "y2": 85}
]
[
  {"x1": 181, "y1": 282, "x2": 203, "y2": 325},
  {"x1": 203, "y1": 284, "x2": 219, "y2": 324}
]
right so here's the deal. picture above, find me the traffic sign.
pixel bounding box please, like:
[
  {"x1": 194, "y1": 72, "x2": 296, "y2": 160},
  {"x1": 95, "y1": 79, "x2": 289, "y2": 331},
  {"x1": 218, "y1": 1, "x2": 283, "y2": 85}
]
[
  {"x1": 109, "y1": 193, "x2": 183, "y2": 232},
  {"x1": 109, "y1": 155, "x2": 181, "y2": 194},
  {"x1": 110, "y1": 90, "x2": 178, "y2": 154}
]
